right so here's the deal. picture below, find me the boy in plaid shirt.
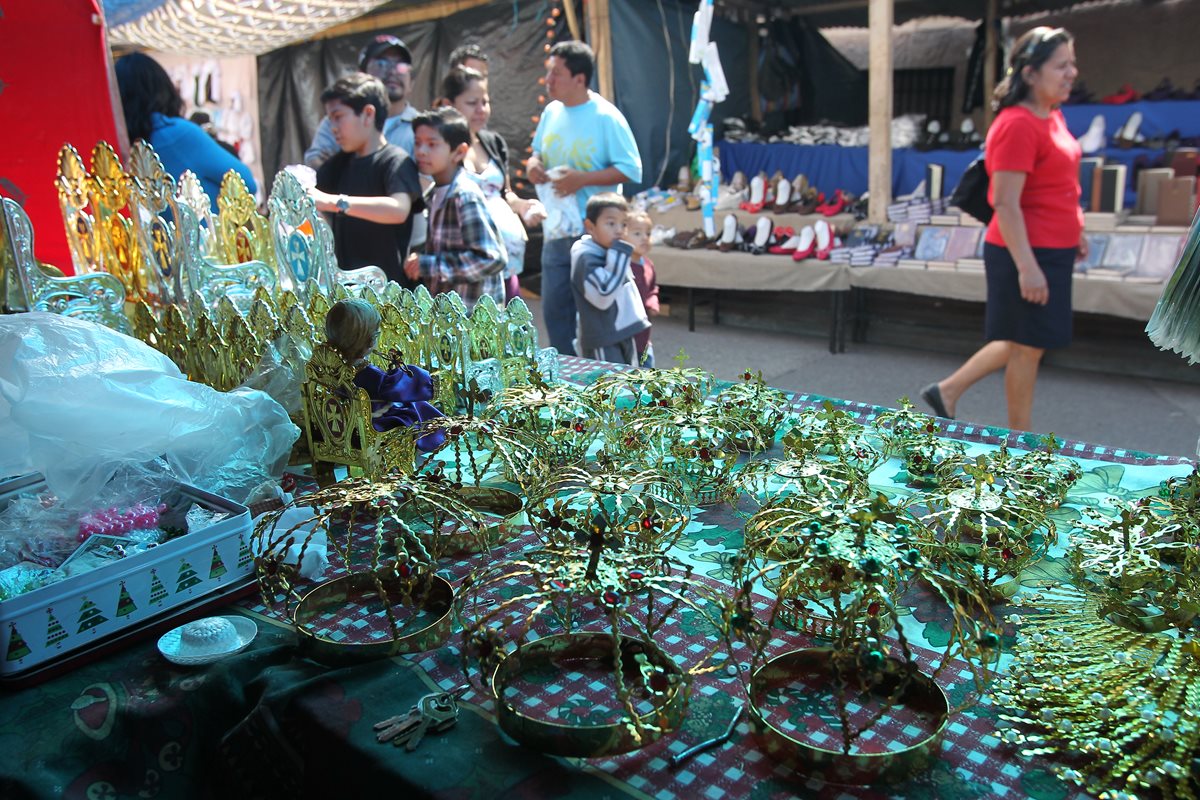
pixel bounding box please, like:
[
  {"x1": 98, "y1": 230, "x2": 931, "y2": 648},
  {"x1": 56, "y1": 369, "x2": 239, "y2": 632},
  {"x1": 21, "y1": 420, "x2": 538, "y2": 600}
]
[{"x1": 404, "y1": 107, "x2": 506, "y2": 309}]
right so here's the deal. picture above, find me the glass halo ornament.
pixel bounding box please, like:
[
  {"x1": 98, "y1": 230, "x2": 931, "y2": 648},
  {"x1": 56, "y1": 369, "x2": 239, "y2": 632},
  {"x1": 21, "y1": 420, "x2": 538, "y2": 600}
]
[
  {"x1": 487, "y1": 381, "x2": 602, "y2": 468},
  {"x1": 710, "y1": 369, "x2": 791, "y2": 452},
  {"x1": 456, "y1": 541, "x2": 732, "y2": 758},
  {"x1": 249, "y1": 476, "x2": 489, "y2": 663},
  {"x1": 525, "y1": 464, "x2": 691, "y2": 555},
  {"x1": 732, "y1": 500, "x2": 1001, "y2": 786},
  {"x1": 912, "y1": 456, "x2": 1054, "y2": 600},
  {"x1": 1068, "y1": 499, "x2": 1200, "y2": 633}
]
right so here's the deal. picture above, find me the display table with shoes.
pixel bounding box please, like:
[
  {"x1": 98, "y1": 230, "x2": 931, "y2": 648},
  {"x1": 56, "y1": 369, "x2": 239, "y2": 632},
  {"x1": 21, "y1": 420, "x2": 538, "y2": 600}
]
[{"x1": 0, "y1": 355, "x2": 1190, "y2": 800}]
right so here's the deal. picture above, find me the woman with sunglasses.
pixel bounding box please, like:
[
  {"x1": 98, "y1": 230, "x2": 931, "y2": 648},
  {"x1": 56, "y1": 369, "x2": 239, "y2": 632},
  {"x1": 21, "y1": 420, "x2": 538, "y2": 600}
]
[{"x1": 923, "y1": 27, "x2": 1084, "y2": 432}]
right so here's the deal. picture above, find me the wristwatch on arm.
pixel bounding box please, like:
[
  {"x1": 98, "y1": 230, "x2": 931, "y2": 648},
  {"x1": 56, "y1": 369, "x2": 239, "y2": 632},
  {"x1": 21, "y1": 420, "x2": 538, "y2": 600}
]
[{"x1": 335, "y1": 195, "x2": 350, "y2": 215}]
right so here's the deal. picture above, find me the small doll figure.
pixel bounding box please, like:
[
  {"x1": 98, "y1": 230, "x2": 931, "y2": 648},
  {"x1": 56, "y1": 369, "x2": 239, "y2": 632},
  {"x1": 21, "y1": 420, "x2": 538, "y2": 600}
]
[{"x1": 324, "y1": 299, "x2": 446, "y2": 452}]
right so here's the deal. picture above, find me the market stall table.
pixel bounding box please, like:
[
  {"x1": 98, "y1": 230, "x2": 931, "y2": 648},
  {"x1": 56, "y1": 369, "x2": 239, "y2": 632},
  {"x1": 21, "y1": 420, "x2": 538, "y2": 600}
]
[{"x1": 0, "y1": 356, "x2": 1189, "y2": 800}]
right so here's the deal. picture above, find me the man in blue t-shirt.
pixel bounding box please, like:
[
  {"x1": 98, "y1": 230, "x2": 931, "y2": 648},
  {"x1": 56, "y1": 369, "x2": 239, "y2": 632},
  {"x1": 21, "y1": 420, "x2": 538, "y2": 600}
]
[{"x1": 528, "y1": 41, "x2": 642, "y2": 356}]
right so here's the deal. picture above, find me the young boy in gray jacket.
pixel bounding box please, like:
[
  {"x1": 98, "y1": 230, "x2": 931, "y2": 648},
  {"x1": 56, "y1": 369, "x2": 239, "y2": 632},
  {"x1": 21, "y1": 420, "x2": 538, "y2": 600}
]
[{"x1": 569, "y1": 193, "x2": 651, "y2": 365}]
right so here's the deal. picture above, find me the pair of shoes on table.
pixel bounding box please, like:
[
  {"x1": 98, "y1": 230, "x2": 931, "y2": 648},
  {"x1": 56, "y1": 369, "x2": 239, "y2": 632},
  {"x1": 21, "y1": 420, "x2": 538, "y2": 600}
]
[
  {"x1": 788, "y1": 219, "x2": 834, "y2": 261},
  {"x1": 920, "y1": 383, "x2": 954, "y2": 419},
  {"x1": 816, "y1": 189, "x2": 850, "y2": 217},
  {"x1": 740, "y1": 216, "x2": 774, "y2": 255},
  {"x1": 670, "y1": 229, "x2": 710, "y2": 249}
]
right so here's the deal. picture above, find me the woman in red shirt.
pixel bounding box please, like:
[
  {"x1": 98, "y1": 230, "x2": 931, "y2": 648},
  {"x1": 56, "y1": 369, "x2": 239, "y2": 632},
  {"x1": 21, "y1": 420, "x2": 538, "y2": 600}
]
[{"x1": 922, "y1": 27, "x2": 1084, "y2": 431}]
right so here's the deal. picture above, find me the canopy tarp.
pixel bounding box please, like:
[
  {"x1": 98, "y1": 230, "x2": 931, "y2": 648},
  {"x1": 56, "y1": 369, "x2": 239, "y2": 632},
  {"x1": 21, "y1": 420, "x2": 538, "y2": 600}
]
[{"x1": 104, "y1": 0, "x2": 394, "y2": 56}]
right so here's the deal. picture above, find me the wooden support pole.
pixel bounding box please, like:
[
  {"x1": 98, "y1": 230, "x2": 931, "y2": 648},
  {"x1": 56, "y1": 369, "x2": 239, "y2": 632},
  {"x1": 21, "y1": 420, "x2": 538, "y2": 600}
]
[
  {"x1": 586, "y1": 0, "x2": 614, "y2": 100},
  {"x1": 983, "y1": 0, "x2": 998, "y2": 131},
  {"x1": 562, "y1": 0, "x2": 582, "y2": 43},
  {"x1": 867, "y1": 0, "x2": 893, "y2": 223}
]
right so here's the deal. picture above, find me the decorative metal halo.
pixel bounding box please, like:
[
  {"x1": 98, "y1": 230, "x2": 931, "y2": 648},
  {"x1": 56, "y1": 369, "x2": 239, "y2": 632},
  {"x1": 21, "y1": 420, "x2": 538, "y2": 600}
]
[
  {"x1": 748, "y1": 647, "x2": 951, "y2": 785},
  {"x1": 487, "y1": 382, "x2": 601, "y2": 467},
  {"x1": 293, "y1": 571, "x2": 454, "y2": 665},
  {"x1": 618, "y1": 406, "x2": 755, "y2": 505},
  {"x1": 743, "y1": 493, "x2": 921, "y2": 637},
  {"x1": 1068, "y1": 499, "x2": 1200, "y2": 632},
  {"x1": 457, "y1": 544, "x2": 731, "y2": 757},
  {"x1": 871, "y1": 397, "x2": 937, "y2": 458},
  {"x1": 991, "y1": 591, "x2": 1200, "y2": 800},
  {"x1": 782, "y1": 402, "x2": 884, "y2": 473},
  {"x1": 250, "y1": 476, "x2": 495, "y2": 655},
  {"x1": 585, "y1": 367, "x2": 714, "y2": 417},
  {"x1": 731, "y1": 494, "x2": 1000, "y2": 781},
  {"x1": 913, "y1": 457, "x2": 1054, "y2": 598},
  {"x1": 413, "y1": 415, "x2": 546, "y2": 495},
  {"x1": 710, "y1": 369, "x2": 791, "y2": 451},
  {"x1": 1004, "y1": 436, "x2": 1083, "y2": 509},
  {"x1": 525, "y1": 465, "x2": 690, "y2": 554}
]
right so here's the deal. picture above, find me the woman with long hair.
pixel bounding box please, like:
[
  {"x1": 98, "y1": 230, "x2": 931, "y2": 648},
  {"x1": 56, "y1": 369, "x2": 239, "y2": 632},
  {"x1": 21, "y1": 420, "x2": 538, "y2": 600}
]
[
  {"x1": 922, "y1": 27, "x2": 1085, "y2": 431},
  {"x1": 438, "y1": 66, "x2": 543, "y2": 302},
  {"x1": 115, "y1": 52, "x2": 257, "y2": 211}
]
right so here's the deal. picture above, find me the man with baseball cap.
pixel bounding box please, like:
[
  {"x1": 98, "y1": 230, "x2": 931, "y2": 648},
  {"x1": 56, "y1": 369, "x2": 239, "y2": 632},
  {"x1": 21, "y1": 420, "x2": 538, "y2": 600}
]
[{"x1": 304, "y1": 34, "x2": 418, "y2": 168}]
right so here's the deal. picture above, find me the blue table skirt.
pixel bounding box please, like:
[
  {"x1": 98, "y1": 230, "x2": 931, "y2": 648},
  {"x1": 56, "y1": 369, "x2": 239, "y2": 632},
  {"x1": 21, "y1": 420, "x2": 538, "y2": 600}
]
[
  {"x1": 1061, "y1": 99, "x2": 1200, "y2": 139},
  {"x1": 717, "y1": 142, "x2": 979, "y2": 199}
]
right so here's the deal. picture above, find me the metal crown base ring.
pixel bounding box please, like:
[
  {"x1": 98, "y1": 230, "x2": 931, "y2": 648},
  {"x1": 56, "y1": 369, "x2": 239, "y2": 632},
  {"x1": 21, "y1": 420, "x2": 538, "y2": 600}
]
[
  {"x1": 489, "y1": 632, "x2": 687, "y2": 758},
  {"x1": 294, "y1": 572, "x2": 454, "y2": 665},
  {"x1": 749, "y1": 647, "x2": 949, "y2": 786}
]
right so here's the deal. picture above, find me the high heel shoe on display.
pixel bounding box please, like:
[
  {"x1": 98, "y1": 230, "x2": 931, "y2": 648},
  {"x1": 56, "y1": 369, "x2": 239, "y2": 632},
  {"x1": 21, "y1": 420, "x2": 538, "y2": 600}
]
[
  {"x1": 743, "y1": 216, "x2": 773, "y2": 255},
  {"x1": 1114, "y1": 111, "x2": 1145, "y2": 148},
  {"x1": 813, "y1": 219, "x2": 834, "y2": 260},
  {"x1": 793, "y1": 188, "x2": 823, "y2": 215},
  {"x1": 769, "y1": 233, "x2": 803, "y2": 255},
  {"x1": 816, "y1": 189, "x2": 847, "y2": 217},
  {"x1": 740, "y1": 172, "x2": 767, "y2": 214},
  {"x1": 790, "y1": 226, "x2": 817, "y2": 261},
  {"x1": 715, "y1": 213, "x2": 740, "y2": 252},
  {"x1": 772, "y1": 176, "x2": 793, "y2": 214},
  {"x1": 1076, "y1": 114, "x2": 1106, "y2": 154}
]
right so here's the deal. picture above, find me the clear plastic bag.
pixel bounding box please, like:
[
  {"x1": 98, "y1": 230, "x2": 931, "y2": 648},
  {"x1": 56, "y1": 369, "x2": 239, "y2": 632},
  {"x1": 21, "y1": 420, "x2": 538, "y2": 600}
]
[
  {"x1": 0, "y1": 313, "x2": 300, "y2": 505},
  {"x1": 535, "y1": 167, "x2": 584, "y2": 241}
]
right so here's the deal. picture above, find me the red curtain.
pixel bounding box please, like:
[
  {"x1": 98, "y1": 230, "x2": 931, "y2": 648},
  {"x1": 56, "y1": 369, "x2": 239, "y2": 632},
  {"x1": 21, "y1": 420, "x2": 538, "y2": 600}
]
[{"x1": 0, "y1": 0, "x2": 123, "y2": 274}]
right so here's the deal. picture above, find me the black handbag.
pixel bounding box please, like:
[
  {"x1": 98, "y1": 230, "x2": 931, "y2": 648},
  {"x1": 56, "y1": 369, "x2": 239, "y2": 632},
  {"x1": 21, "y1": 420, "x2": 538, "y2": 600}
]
[{"x1": 950, "y1": 155, "x2": 993, "y2": 225}]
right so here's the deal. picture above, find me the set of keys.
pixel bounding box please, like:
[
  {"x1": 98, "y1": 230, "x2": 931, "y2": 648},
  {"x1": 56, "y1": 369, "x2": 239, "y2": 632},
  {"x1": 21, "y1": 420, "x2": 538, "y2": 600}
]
[{"x1": 374, "y1": 687, "x2": 464, "y2": 752}]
